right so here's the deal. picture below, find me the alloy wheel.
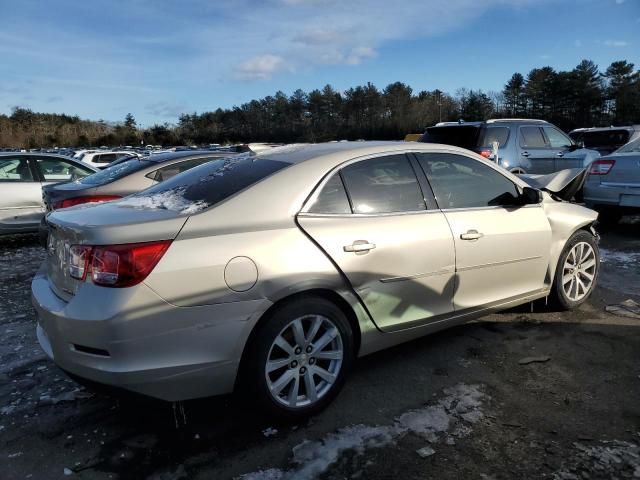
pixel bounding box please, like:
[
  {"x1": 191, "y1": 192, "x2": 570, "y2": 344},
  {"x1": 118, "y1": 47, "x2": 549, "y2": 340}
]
[
  {"x1": 265, "y1": 315, "x2": 344, "y2": 408},
  {"x1": 562, "y1": 241, "x2": 597, "y2": 302}
]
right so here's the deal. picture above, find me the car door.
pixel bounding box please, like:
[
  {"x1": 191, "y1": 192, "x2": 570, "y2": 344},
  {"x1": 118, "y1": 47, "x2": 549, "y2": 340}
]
[
  {"x1": 298, "y1": 153, "x2": 456, "y2": 332},
  {"x1": 415, "y1": 152, "x2": 551, "y2": 311},
  {"x1": 519, "y1": 126, "x2": 554, "y2": 174},
  {"x1": 0, "y1": 156, "x2": 44, "y2": 232},
  {"x1": 542, "y1": 126, "x2": 581, "y2": 170}
]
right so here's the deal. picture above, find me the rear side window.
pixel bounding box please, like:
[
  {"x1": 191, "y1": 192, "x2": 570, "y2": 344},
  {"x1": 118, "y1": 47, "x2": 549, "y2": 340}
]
[
  {"x1": 519, "y1": 127, "x2": 547, "y2": 148},
  {"x1": 146, "y1": 158, "x2": 214, "y2": 182},
  {"x1": 340, "y1": 155, "x2": 425, "y2": 214},
  {"x1": 94, "y1": 153, "x2": 117, "y2": 164},
  {"x1": 417, "y1": 153, "x2": 520, "y2": 209},
  {"x1": 477, "y1": 127, "x2": 509, "y2": 148},
  {"x1": 0, "y1": 158, "x2": 34, "y2": 182},
  {"x1": 118, "y1": 155, "x2": 289, "y2": 214},
  {"x1": 36, "y1": 158, "x2": 93, "y2": 181},
  {"x1": 420, "y1": 126, "x2": 480, "y2": 150},
  {"x1": 307, "y1": 174, "x2": 351, "y2": 214}
]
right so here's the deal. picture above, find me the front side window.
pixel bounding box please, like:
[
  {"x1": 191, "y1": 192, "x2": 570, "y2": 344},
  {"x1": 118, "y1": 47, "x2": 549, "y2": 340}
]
[
  {"x1": 36, "y1": 158, "x2": 93, "y2": 182},
  {"x1": 340, "y1": 155, "x2": 425, "y2": 214},
  {"x1": 306, "y1": 174, "x2": 351, "y2": 214},
  {"x1": 0, "y1": 158, "x2": 34, "y2": 182},
  {"x1": 543, "y1": 127, "x2": 572, "y2": 149},
  {"x1": 519, "y1": 127, "x2": 547, "y2": 148},
  {"x1": 417, "y1": 153, "x2": 520, "y2": 209}
]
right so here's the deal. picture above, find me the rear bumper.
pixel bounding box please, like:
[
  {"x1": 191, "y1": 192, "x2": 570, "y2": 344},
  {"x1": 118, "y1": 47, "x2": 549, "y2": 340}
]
[
  {"x1": 584, "y1": 183, "x2": 640, "y2": 210},
  {"x1": 31, "y1": 266, "x2": 272, "y2": 401}
]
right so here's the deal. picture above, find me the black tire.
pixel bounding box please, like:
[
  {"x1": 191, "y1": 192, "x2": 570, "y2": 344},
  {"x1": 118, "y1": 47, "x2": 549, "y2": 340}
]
[
  {"x1": 550, "y1": 230, "x2": 599, "y2": 310},
  {"x1": 240, "y1": 296, "x2": 355, "y2": 420}
]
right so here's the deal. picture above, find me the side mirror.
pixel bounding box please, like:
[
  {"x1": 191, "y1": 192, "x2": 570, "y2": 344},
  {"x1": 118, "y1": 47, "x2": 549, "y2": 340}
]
[{"x1": 521, "y1": 186, "x2": 543, "y2": 205}]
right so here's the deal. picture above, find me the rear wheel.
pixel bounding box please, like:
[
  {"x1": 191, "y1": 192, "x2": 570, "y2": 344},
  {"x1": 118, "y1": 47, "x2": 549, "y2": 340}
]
[
  {"x1": 241, "y1": 297, "x2": 354, "y2": 419},
  {"x1": 551, "y1": 230, "x2": 599, "y2": 310}
]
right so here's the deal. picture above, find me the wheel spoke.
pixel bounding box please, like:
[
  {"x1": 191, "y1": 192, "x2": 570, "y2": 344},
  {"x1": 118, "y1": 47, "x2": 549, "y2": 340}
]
[
  {"x1": 287, "y1": 375, "x2": 300, "y2": 407},
  {"x1": 580, "y1": 246, "x2": 593, "y2": 263},
  {"x1": 581, "y1": 259, "x2": 596, "y2": 270},
  {"x1": 566, "y1": 277, "x2": 575, "y2": 299},
  {"x1": 562, "y1": 273, "x2": 573, "y2": 285},
  {"x1": 303, "y1": 370, "x2": 317, "y2": 402},
  {"x1": 274, "y1": 336, "x2": 294, "y2": 356},
  {"x1": 580, "y1": 270, "x2": 594, "y2": 282},
  {"x1": 315, "y1": 350, "x2": 343, "y2": 360},
  {"x1": 270, "y1": 369, "x2": 295, "y2": 395},
  {"x1": 267, "y1": 358, "x2": 291, "y2": 373},
  {"x1": 291, "y1": 318, "x2": 306, "y2": 349},
  {"x1": 310, "y1": 365, "x2": 337, "y2": 384},
  {"x1": 306, "y1": 316, "x2": 323, "y2": 344},
  {"x1": 312, "y1": 328, "x2": 338, "y2": 354}
]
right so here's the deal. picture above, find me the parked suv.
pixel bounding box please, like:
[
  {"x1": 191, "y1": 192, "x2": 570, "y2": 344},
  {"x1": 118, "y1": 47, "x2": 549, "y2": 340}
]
[
  {"x1": 419, "y1": 119, "x2": 600, "y2": 174},
  {"x1": 569, "y1": 126, "x2": 640, "y2": 156}
]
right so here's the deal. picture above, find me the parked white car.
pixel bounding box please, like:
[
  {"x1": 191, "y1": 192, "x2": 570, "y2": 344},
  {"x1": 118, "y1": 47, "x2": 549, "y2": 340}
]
[{"x1": 81, "y1": 151, "x2": 139, "y2": 169}]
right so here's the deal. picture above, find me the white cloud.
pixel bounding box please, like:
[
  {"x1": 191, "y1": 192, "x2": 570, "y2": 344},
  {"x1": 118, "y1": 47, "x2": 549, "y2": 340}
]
[
  {"x1": 604, "y1": 39, "x2": 629, "y2": 47},
  {"x1": 233, "y1": 54, "x2": 288, "y2": 80},
  {"x1": 346, "y1": 46, "x2": 378, "y2": 65}
]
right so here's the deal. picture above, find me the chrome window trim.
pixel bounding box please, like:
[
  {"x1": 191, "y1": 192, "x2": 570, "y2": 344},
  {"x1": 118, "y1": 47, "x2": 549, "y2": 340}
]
[
  {"x1": 440, "y1": 204, "x2": 542, "y2": 213},
  {"x1": 298, "y1": 209, "x2": 443, "y2": 219}
]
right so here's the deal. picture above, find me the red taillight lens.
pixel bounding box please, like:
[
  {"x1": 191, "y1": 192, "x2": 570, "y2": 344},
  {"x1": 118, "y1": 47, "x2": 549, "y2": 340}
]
[
  {"x1": 53, "y1": 195, "x2": 121, "y2": 210},
  {"x1": 91, "y1": 240, "x2": 172, "y2": 287},
  {"x1": 588, "y1": 159, "x2": 615, "y2": 175},
  {"x1": 68, "y1": 245, "x2": 93, "y2": 280},
  {"x1": 479, "y1": 150, "x2": 492, "y2": 158}
]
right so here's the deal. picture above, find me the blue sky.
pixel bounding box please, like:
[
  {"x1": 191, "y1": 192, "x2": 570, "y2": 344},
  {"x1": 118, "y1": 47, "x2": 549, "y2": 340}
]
[{"x1": 0, "y1": 0, "x2": 638, "y2": 126}]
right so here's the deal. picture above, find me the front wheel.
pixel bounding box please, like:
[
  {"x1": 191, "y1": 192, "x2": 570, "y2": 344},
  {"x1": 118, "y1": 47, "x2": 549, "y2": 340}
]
[
  {"x1": 551, "y1": 230, "x2": 599, "y2": 310},
  {"x1": 241, "y1": 297, "x2": 354, "y2": 419}
]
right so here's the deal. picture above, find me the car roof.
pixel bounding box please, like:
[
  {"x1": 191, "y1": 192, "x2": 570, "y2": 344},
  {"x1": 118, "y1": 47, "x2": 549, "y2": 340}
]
[
  {"x1": 569, "y1": 126, "x2": 640, "y2": 133},
  {"x1": 141, "y1": 150, "x2": 240, "y2": 163},
  {"x1": 254, "y1": 141, "x2": 481, "y2": 166}
]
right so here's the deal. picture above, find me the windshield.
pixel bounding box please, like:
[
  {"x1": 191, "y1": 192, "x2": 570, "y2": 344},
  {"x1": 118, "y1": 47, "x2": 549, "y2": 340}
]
[
  {"x1": 616, "y1": 137, "x2": 640, "y2": 153},
  {"x1": 115, "y1": 155, "x2": 289, "y2": 214},
  {"x1": 79, "y1": 159, "x2": 153, "y2": 185}
]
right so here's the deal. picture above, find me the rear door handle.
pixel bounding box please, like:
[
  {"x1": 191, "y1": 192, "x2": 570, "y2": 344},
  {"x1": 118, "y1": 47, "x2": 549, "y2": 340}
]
[
  {"x1": 460, "y1": 230, "x2": 484, "y2": 241},
  {"x1": 343, "y1": 240, "x2": 376, "y2": 254},
  {"x1": 521, "y1": 151, "x2": 530, "y2": 157}
]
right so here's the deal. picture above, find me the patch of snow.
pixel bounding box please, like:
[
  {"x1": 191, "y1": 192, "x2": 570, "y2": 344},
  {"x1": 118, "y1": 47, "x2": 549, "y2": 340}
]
[
  {"x1": 416, "y1": 446, "x2": 436, "y2": 458},
  {"x1": 262, "y1": 427, "x2": 278, "y2": 437},
  {"x1": 239, "y1": 384, "x2": 487, "y2": 480},
  {"x1": 63, "y1": 467, "x2": 73, "y2": 476},
  {"x1": 8, "y1": 452, "x2": 23, "y2": 458},
  {"x1": 553, "y1": 440, "x2": 640, "y2": 479},
  {"x1": 116, "y1": 188, "x2": 207, "y2": 214}
]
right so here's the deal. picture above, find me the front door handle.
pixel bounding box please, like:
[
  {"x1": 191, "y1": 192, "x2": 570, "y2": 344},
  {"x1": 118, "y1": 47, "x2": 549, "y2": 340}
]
[
  {"x1": 460, "y1": 230, "x2": 484, "y2": 241},
  {"x1": 521, "y1": 151, "x2": 530, "y2": 157},
  {"x1": 343, "y1": 240, "x2": 376, "y2": 254}
]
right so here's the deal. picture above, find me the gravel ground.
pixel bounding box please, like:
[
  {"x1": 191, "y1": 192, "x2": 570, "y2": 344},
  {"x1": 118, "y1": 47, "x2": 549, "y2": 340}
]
[{"x1": 1, "y1": 218, "x2": 639, "y2": 480}]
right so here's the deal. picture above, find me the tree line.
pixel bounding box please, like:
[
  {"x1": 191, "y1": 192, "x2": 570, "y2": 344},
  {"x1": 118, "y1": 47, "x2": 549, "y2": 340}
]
[{"x1": 1, "y1": 59, "x2": 638, "y2": 148}]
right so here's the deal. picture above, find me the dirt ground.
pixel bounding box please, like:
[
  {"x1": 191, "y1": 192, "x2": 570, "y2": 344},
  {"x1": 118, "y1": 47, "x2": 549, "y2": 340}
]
[{"x1": 1, "y1": 218, "x2": 639, "y2": 480}]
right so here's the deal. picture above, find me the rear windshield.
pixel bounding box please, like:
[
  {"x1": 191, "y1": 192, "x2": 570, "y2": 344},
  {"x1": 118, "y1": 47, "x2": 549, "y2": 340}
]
[
  {"x1": 116, "y1": 155, "x2": 289, "y2": 214},
  {"x1": 477, "y1": 127, "x2": 509, "y2": 148},
  {"x1": 80, "y1": 159, "x2": 153, "y2": 185},
  {"x1": 616, "y1": 137, "x2": 640, "y2": 153},
  {"x1": 419, "y1": 125, "x2": 480, "y2": 150},
  {"x1": 570, "y1": 130, "x2": 630, "y2": 152}
]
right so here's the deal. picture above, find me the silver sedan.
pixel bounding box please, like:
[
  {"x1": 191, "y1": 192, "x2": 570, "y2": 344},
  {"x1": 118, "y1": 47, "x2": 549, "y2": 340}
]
[
  {"x1": 32, "y1": 142, "x2": 600, "y2": 418},
  {"x1": 0, "y1": 153, "x2": 96, "y2": 235}
]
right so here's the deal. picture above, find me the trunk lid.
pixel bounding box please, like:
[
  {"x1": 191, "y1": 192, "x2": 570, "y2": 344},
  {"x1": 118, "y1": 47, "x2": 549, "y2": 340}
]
[
  {"x1": 520, "y1": 168, "x2": 588, "y2": 201},
  {"x1": 44, "y1": 202, "x2": 188, "y2": 301}
]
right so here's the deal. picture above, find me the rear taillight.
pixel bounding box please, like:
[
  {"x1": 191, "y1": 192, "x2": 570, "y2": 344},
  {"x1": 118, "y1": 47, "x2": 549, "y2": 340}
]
[
  {"x1": 68, "y1": 240, "x2": 171, "y2": 288},
  {"x1": 68, "y1": 245, "x2": 93, "y2": 280},
  {"x1": 479, "y1": 149, "x2": 492, "y2": 158},
  {"x1": 588, "y1": 159, "x2": 615, "y2": 175},
  {"x1": 53, "y1": 195, "x2": 121, "y2": 210}
]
